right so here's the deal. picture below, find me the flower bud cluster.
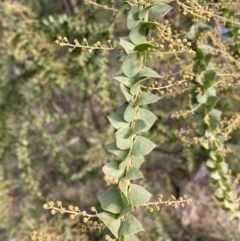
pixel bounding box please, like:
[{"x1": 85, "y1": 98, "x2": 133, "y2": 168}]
[
  {"x1": 76, "y1": 219, "x2": 105, "y2": 233},
  {"x1": 31, "y1": 231, "x2": 64, "y2": 241},
  {"x1": 55, "y1": 36, "x2": 115, "y2": 53},
  {"x1": 143, "y1": 194, "x2": 192, "y2": 212},
  {"x1": 103, "y1": 175, "x2": 119, "y2": 186},
  {"x1": 144, "y1": 74, "x2": 192, "y2": 98},
  {"x1": 153, "y1": 25, "x2": 196, "y2": 59},
  {"x1": 176, "y1": 0, "x2": 213, "y2": 22}
]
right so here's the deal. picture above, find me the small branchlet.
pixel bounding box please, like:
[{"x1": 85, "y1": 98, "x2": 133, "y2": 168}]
[
  {"x1": 171, "y1": 103, "x2": 201, "y2": 119},
  {"x1": 43, "y1": 201, "x2": 98, "y2": 220},
  {"x1": 221, "y1": 115, "x2": 240, "y2": 141},
  {"x1": 84, "y1": 0, "x2": 118, "y2": 12},
  {"x1": 55, "y1": 36, "x2": 115, "y2": 54},
  {"x1": 142, "y1": 74, "x2": 193, "y2": 97},
  {"x1": 142, "y1": 194, "x2": 192, "y2": 212}
]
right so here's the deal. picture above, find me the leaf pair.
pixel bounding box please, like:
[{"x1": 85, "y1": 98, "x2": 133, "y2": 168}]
[{"x1": 98, "y1": 212, "x2": 143, "y2": 240}]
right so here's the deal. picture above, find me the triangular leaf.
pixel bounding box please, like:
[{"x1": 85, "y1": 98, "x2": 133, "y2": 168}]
[
  {"x1": 131, "y1": 119, "x2": 146, "y2": 135},
  {"x1": 195, "y1": 75, "x2": 204, "y2": 85},
  {"x1": 119, "y1": 214, "x2": 144, "y2": 235},
  {"x1": 209, "y1": 151, "x2": 217, "y2": 161},
  {"x1": 129, "y1": 22, "x2": 159, "y2": 44},
  {"x1": 108, "y1": 113, "x2": 128, "y2": 130},
  {"x1": 207, "y1": 96, "x2": 218, "y2": 107},
  {"x1": 123, "y1": 167, "x2": 143, "y2": 180},
  {"x1": 206, "y1": 88, "x2": 216, "y2": 97},
  {"x1": 223, "y1": 199, "x2": 232, "y2": 210},
  {"x1": 113, "y1": 73, "x2": 136, "y2": 87},
  {"x1": 204, "y1": 69, "x2": 216, "y2": 88},
  {"x1": 201, "y1": 141, "x2": 209, "y2": 150},
  {"x1": 135, "y1": 92, "x2": 159, "y2": 105},
  {"x1": 195, "y1": 125, "x2": 206, "y2": 136},
  {"x1": 196, "y1": 94, "x2": 207, "y2": 104},
  {"x1": 118, "y1": 205, "x2": 133, "y2": 219},
  {"x1": 216, "y1": 153, "x2": 224, "y2": 162},
  {"x1": 128, "y1": 184, "x2": 152, "y2": 206},
  {"x1": 98, "y1": 212, "x2": 121, "y2": 238},
  {"x1": 129, "y1": 77, "x2": 148, "y2": 95},
  {"x1": 116, "y1": 126, "x2": 133, "y2": 150},
  {"x1": 119, "y1": 37, "x2": 136, "y2": 54},
  {"x1": 124, "y1": 101, "x2": 137, "y2": 122},
  {"x1": 138, "y1": 66, "x2": 162, "y2": 78},
  {"x1": 119, "y1": 156, "x2": 130, "y2": 169},
  {"x1": 98, "y1": 186, "x2": 123, "y2": 213},
  {"x1": 206, "y1": 159, "x2": 215, "y2": 170},
  {"x1": 121, "y1": 193, "x2": 130, "y2": 207},
  {"x1": 219, "y1": 162, "x2": 228, "y2": 174},
  {"x1": 119, "y1": 179, "x2": 129, "y2": 197},
  {"x1": 117, "y1": 103, "x2": 128, "y2": 114},
  {"x1": 122, "y1": 51, "x2": 141, "y2": 77},
  {"x1": 132, "y1": 136, "x2": 157, "y2": 156},
  {"x1": 208, "y1": 118, "x2": 219, "y2": 131},
  {"x1": 203, "y1": 54, "x2": 213, "y2": 66},
  {"x1": 208, "y1": 109, "x2": 222, "y2": 120},
  {"x1": 103, "y1": 161, "x2": 125, "y2": 179},
  {"x1": 139, "y1": 5, "x2": 152, "y2": 19},
  {"x1": 148, "y1": 3, "x2": 172, "y2": 20},
  {"x1": 214, "y1": 188, "x2": 224, "y2": 201},
  {"x1": 193, "y1": 105, "x2": 205, "y2": 120},
  {"x1": 130, "y1": 83, "x2": 140, "y2": 95},
  {"x1": 107, "y1": 142, "x2": 129, "y2": 158},
  {"x1": 137, "y1": 108, "x2": 158, "y2": 132},
  {"x1": 134, "y1": 43, "x2": 158, "y2": 51},
  {"x1": 132, "y1": 155, "x2": 145, "y2": 169},
  {"x1": 120, "y1": 83, "x2": 134, "y2": 102},
  {"x1": 127, "y1": 5, "x2": 141, "y2": 30},
  {"x1": 211, "y1": 171, "x2": 221, "y2": 181},
  {"x1": 228, "y1": 190, "x2": 238, "y2": 202},
  {"x1": 216, "y1": 133, "x2": 224, "y2": 143}
]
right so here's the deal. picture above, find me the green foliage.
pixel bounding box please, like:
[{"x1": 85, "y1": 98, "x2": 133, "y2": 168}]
[
  {"x1": 191, "y1": 46, "x2": 239, "y2": 218},
  {"x1": 1, "y1": 0, "x2": 240, "y2": 241}
]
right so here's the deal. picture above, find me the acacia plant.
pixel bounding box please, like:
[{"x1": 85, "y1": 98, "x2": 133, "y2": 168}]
[{"x1": 34, "y1": 0, "x2": 240, "y2": 240}]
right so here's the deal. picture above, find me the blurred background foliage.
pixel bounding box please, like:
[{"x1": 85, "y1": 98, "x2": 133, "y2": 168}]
[{"x1": 0, "y1": 0, "x2": 239, "y2": 241}]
